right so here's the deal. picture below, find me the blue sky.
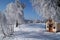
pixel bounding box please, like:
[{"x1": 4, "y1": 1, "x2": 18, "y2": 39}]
[{"x1": 0, "y1": 0, "x2": 41, "y2": 20}]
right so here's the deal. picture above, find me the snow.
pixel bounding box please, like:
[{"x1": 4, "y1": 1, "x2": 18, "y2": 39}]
[{"x1": 0, "y1": 23, "x2": 60, "y2": 40}]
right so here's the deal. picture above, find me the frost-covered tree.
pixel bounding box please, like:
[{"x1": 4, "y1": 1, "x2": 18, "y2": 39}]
[
  {"x1": 0, "y1": 11, "x2": 13, "y2": 36},
  {"x1": 5, "y1": 0, "x2": 25, "y2": 25},
  {"x1": 31, "y1": 0, "x2": 60, "y2": 22},
  {"x1": 0, "y1": 0, "x2": 25, "y2": 37}
]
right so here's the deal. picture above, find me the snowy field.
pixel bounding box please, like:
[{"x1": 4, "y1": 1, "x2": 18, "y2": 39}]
[{"x1": 0, "y1": 23, "x2": 60, "y2": 40}]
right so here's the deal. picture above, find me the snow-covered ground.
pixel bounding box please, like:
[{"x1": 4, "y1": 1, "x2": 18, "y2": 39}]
[{"x1": 1, "y1": 23, "x2": 60, "y2": 40}]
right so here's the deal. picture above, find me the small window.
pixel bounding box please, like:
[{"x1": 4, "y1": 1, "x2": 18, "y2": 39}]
[
  {"x1": 47, "y1": 26, "x2": 49, "y2": 28},
  {"x1": 53, "y1": 27, "x2": 55, "y2": 29}
]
